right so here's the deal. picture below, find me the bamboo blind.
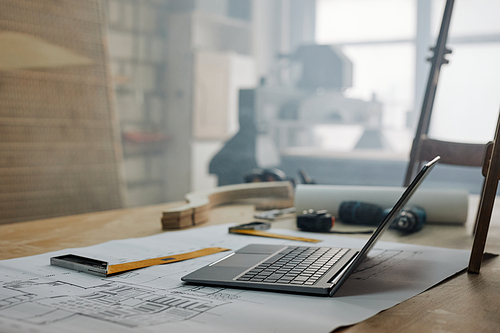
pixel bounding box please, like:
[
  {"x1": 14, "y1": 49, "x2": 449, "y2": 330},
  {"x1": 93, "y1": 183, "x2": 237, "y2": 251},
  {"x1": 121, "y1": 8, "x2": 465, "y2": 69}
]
[{"x1": 0, "y1": 0, "x2": 125, "y2": 224}]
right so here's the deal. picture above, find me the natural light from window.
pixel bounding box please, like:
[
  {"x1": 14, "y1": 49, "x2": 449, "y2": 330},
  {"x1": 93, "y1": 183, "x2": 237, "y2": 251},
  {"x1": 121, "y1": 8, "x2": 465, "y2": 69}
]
[{"x1": 315, "y1": 0, "x2": 500, "y2": 154}]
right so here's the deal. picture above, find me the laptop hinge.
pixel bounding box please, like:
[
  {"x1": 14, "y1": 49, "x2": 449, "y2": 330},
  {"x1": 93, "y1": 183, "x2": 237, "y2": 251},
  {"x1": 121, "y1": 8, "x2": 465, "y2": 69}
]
[{"x1": 328, "y1": 251, "x2": 359, "y2": 285}]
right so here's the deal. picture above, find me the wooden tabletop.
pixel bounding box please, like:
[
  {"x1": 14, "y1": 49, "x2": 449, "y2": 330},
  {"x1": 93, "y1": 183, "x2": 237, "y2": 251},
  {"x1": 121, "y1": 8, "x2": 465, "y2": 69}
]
[{"x1": 1, "y1": 196, "x2": 499, "y2": 332}]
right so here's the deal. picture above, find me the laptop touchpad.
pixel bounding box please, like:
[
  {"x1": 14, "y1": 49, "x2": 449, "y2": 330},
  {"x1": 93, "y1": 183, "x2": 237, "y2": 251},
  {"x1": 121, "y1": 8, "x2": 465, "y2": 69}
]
[{"x1": 212, "y1": 253, "x2": 268, "y2": 267}]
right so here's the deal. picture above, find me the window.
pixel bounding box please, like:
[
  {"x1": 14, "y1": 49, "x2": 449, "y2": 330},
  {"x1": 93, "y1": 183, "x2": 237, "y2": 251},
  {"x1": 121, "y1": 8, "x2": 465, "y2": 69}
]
[{"x1": 316, "y1": 0, "x2": 500, "y2": 152}]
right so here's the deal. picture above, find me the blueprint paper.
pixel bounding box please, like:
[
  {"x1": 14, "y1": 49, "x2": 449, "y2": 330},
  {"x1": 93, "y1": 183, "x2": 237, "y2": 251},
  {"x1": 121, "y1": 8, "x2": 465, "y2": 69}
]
[{"x1": 0, "y1": 224, "x2": 470, "y2": 333}]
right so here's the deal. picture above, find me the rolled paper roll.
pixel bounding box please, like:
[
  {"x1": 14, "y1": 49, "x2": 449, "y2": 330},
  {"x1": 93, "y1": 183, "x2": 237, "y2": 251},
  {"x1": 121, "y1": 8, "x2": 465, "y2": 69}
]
[{"x1": 294, "y1": 185, "x2": 468, "y2": 224}]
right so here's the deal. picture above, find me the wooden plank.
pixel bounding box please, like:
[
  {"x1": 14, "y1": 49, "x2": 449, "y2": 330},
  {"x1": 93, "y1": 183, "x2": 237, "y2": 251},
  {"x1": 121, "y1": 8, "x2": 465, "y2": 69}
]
[
  {"x1": 0, "y1": 0, "x2": 125, "y2": 224},
  {"x1": 0, "y1": 148, "x2": 116, "y2": 168},
  {"x1": 0, "y1": 187, "x2": 123, "y2": 224},
  {"x1": 161, "y1": 182, "x2": 294, "y2": 230},
  {"x1": 161, "y1": 216, "x2": 194, "y2": 230},
  {"x1": 0, "y1": 166, "x2": 119, "y2": 195}
]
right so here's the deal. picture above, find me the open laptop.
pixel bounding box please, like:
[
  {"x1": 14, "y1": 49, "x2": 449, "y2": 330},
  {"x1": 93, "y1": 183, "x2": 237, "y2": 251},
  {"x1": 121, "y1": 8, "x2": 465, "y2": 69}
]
[{"x1": 182, "y1": 156, "x2": 440, "y2": 296}]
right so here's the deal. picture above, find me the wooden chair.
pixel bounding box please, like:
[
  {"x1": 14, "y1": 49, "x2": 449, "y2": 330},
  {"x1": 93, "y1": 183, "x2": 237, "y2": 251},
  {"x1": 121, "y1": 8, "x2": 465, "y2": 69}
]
[
  {"x1": 400, "y1": 0, "x2": 500, "y2": 273},
  {"x1": 405, "y1": 120, "x2": 499, "y2": 275}
]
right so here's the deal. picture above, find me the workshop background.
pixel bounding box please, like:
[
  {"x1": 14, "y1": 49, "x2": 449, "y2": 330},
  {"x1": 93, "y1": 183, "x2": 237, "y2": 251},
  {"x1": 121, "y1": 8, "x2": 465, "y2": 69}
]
[
  {"x1": 1, "y1": 0, "x2": 499, "y2": 223},
  {"x1": 104, "y1": 0, "x2": 499, "y2": 207}
]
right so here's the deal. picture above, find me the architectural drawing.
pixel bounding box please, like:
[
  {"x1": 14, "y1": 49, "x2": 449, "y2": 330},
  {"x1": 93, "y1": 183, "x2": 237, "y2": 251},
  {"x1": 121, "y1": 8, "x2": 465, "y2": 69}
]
[
  {"x1": 0, "y1": 277, "x2": 236, "y2": 328},
  {"x1": 0, "y1": 224, "x2": 470, "y2": 333},
  {"x1": 353, "y1": 249, "x2": 422, "y2": 280}
]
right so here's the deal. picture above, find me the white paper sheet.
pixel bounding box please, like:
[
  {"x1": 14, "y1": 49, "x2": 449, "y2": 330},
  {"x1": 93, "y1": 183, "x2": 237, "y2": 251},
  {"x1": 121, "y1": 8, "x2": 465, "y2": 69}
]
[{"x1": 0, "y1": 224, "x2": 470, "y2": 333}]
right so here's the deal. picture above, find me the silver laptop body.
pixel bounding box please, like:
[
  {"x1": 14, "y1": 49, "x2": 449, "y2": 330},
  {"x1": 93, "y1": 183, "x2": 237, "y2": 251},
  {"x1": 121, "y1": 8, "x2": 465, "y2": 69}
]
[{"x1": 182, "y1": 157, "x2": 440, "y2": 296}]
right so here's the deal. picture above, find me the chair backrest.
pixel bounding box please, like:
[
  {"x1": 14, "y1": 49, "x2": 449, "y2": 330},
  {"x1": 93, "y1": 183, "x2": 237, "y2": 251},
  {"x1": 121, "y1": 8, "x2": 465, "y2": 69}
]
[
  {"x1": 419, "y1": 135, "x2": 487, "y2": 167},
  {"x1": 404, "y1": 135, "x2": 489, "y2": 186}
]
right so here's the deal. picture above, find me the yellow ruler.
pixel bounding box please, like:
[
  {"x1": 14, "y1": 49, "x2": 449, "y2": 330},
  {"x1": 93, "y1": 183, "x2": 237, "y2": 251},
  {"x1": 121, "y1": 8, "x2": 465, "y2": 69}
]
[
  {"x1": 107, "y1": 247, "x2": 230, "y2": 275},
  {"x1": 229, "y1": 229, "x2": 321, "y2": 243}
]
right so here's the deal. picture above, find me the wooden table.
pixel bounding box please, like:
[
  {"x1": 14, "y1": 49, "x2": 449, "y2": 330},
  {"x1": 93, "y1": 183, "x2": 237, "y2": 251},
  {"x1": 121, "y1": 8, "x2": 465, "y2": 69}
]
[{"x1": 1, "y1": 197, "x2": 499, "y2": 332}]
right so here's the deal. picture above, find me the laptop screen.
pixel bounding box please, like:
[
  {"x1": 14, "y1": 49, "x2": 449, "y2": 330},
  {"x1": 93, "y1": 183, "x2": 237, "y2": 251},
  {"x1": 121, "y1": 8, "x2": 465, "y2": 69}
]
[{"x1": 329, "y1": 156, "x2": 440, "y2": 296}]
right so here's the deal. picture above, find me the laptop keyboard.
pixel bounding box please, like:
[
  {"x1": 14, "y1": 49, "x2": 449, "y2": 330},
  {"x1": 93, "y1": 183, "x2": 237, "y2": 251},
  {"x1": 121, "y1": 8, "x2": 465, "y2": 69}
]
[{"x1": 235, "y1": 246, "x2": 349, "y2": 285}]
